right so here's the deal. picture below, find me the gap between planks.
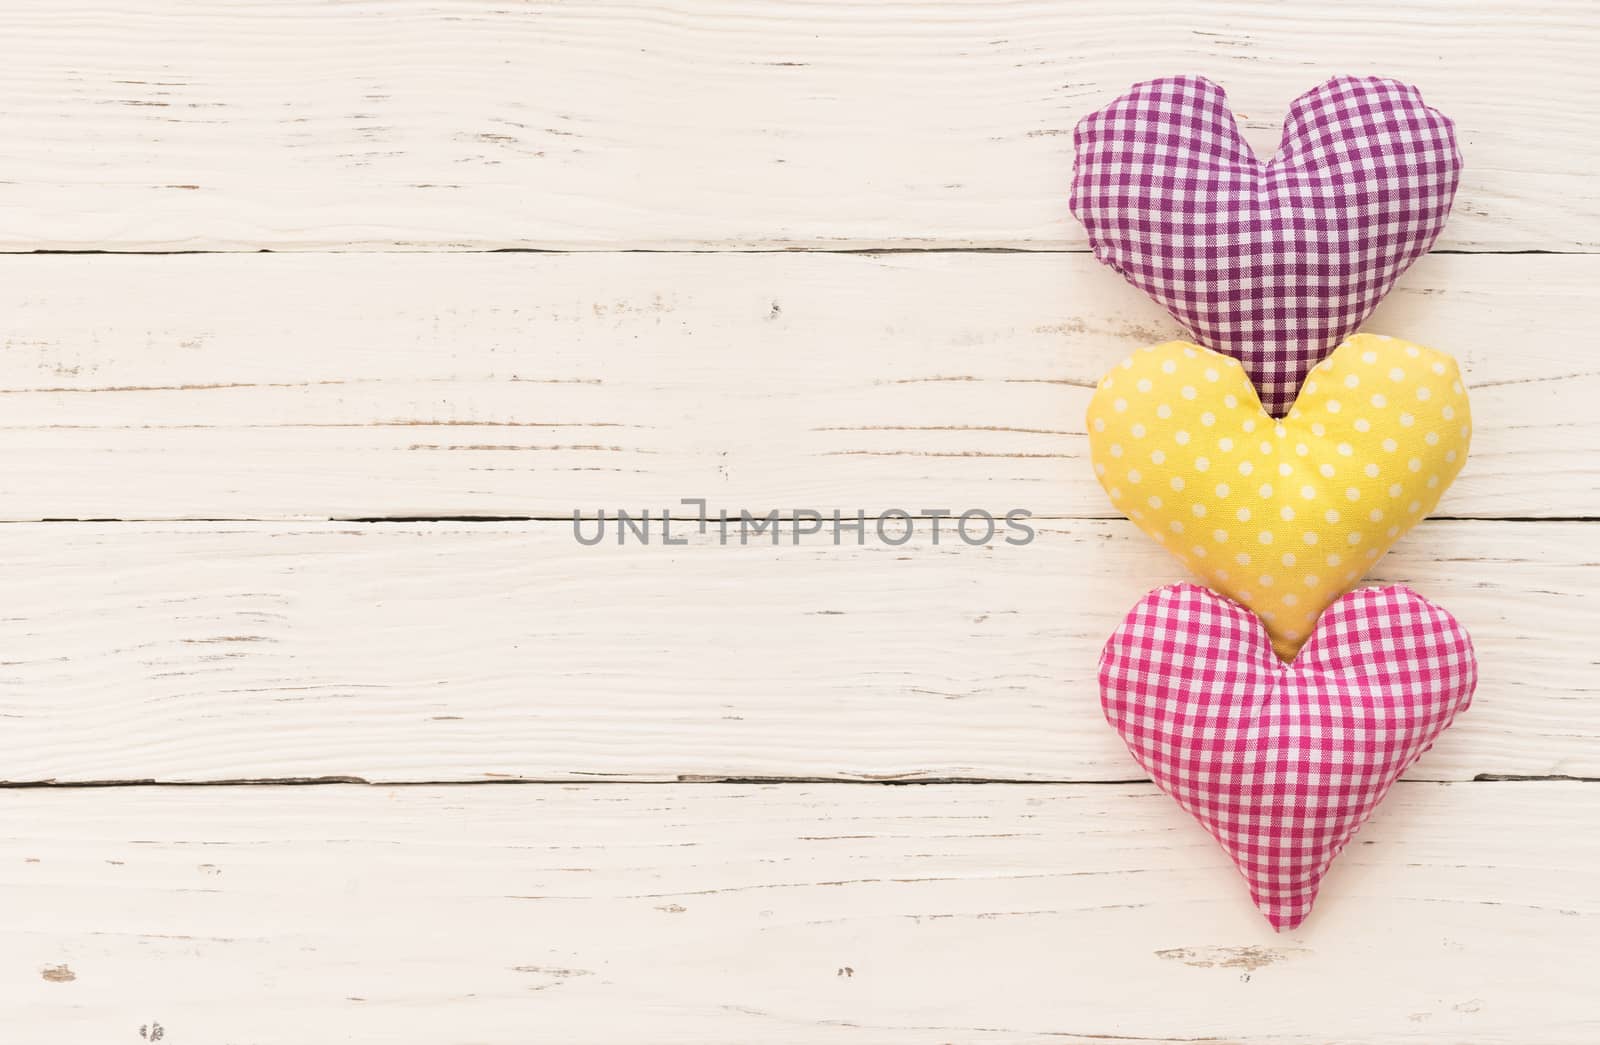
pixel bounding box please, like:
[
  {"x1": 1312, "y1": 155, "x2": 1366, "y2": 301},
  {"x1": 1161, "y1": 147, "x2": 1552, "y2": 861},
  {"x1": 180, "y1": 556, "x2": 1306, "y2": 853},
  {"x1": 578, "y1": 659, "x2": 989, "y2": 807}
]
[
  {"x1": 12, "y1": 515, "x2": 1600, "y2": 524},
  {"x1": 1, "y1": 776, "x2": 1594, "y2": 789},
  {"x1": 8, "y1": 247, "x2": 1600, "y2": 256}
]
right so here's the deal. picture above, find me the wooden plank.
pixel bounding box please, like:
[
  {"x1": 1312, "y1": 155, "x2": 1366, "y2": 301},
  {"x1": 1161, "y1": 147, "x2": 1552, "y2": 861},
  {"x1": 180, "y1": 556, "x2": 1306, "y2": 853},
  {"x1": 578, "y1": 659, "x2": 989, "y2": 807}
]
[
  {"x1": 3, "y1": 782, "x2": 1596, "y2": 1042},
  {"x1": 0, "y1": 251, "x2": 1592, "y2": 521},
  {"x1": 0, "y1": 0, "x2": 1593, "y2": 251},
  {"x1": 0, "y1": 519, "x2": 1591, "y2": 784}
]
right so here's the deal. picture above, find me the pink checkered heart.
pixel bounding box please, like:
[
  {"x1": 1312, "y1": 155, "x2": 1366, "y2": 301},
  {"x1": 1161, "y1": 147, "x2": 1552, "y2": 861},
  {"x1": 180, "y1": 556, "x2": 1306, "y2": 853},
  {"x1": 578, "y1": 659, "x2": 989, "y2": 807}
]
[
  {"x1": 1099, "y1": 583, "x2": 1476, "y2": 930},
  {"x1": 1071, "y1": 75, "x2": 1461, "y2": 416}
]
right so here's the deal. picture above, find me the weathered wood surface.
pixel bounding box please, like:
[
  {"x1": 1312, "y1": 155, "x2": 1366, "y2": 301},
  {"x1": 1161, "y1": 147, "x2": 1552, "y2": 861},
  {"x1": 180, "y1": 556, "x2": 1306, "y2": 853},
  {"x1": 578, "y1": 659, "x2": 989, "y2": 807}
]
[
  {"x1": 0, "y1": 0, "x2": 1594, "y2": 251},
  {"x1": 5, "y1": 783, "x2": 1597, "y2": 1043},
  {"x1": 1, "y1": 252, "x2": 1593, "y2": 522},
  {"x1": 1, "y1": 520, "x2": 1590, "y2": 784},
  {"x1": 2, "y1": 2, "x2": 1594, "y2": 1038}
]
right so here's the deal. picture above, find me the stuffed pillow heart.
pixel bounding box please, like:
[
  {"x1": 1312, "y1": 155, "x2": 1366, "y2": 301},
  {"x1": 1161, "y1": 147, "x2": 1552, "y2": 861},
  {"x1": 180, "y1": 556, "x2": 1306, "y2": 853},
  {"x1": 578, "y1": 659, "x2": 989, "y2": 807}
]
[
  {"x1": 1071, "y1": 75, "x2": 1461, "y2": 417},
  {"x1": 1100, "y1": 583, "x2": 1476, "y2": 930},
  {"x1": 1086, "y1": 333, "x2": 1470, "y2": 661}
]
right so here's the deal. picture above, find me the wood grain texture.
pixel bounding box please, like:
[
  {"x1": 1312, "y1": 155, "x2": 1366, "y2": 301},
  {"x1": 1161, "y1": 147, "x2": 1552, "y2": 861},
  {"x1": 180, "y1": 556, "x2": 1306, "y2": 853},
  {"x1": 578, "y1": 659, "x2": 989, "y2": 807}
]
[
  {"x1": 1, "y1": 519, "x2": 1591, "y2": 784},
  {"x1": 0, "y1": 1, "x2": 1590, "y2": 1036},
  {"x1": 1, "y1": 251, "x2": 1593, "y2": 521},
  {"x1": 0, "y1": 0, "x2": 1594, "y2": 251},
  {"x1": 4, "y1": 783, "x2": 1597, "y2": 1043}
]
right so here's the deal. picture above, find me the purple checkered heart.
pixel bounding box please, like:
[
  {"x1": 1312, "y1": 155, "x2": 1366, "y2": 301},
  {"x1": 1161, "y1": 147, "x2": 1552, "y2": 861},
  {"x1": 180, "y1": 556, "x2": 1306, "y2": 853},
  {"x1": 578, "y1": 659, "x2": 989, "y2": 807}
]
[{"x1": 1070, "y1": 75, "x2": 1461, "y2": 416}]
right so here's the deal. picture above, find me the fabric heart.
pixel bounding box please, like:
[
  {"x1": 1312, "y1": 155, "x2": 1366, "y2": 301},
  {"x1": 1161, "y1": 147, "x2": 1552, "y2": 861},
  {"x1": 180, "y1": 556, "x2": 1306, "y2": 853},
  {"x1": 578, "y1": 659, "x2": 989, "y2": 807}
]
[
  {"x1": 1070, "y1": 75, "x2": 1461, "y2": 417},
  {"x1": 1100, "y1": 583, "x2": 1476, "y2": 930},
  {"x1": 1087, "y1": 333, "x2": 1469, "y2": 661}
]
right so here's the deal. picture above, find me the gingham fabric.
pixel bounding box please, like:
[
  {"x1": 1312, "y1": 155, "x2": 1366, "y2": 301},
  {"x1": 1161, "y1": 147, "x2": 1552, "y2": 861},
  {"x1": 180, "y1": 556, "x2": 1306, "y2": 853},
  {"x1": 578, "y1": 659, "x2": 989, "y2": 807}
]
[
  {"x1": 1099, "y1": 583, "x2": 1476, "y2": 930},
  {"x1": 1070, "y1": 75, "x2": 1461, "y2": 417}
]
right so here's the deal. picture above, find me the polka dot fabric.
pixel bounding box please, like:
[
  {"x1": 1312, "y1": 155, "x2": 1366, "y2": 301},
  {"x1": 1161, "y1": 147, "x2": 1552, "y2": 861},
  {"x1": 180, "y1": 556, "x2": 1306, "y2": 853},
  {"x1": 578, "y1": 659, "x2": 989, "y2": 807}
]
[
  {"x1": 1086, "y1": 333, "x2": 1471, "y2": 661},
  {"x1": 1099, "y1": 583, "x2": 1477, "y2": 930}
]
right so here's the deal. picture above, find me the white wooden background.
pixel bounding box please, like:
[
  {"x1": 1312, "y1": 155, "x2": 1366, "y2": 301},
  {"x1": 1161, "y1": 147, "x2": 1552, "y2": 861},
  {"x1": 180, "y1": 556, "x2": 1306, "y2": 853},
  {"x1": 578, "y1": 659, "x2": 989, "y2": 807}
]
[{"x1": 2, "y1": 2, "x2": 1597, "y2": 1041}]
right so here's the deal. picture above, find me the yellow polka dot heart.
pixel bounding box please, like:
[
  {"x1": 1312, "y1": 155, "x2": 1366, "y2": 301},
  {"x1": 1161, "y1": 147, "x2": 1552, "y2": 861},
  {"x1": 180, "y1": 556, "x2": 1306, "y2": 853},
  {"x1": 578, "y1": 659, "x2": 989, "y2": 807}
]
[{"x1": 1087, "y1": 333, "x2": 1471, "y2": 661}]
